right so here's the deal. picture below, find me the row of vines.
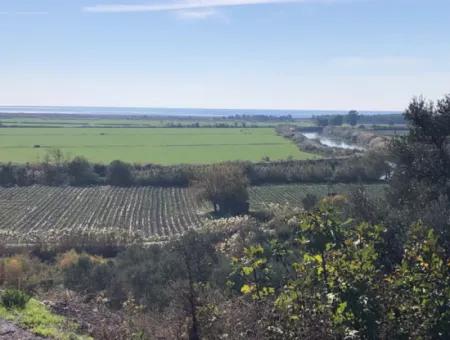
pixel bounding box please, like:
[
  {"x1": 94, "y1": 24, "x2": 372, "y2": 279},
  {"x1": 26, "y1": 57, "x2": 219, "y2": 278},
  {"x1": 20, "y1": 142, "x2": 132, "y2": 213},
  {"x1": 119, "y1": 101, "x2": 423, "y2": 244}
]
[
  {"x1": 0, "y1": 186, "x2": 208, "y2": 243},
  {"x1": 0, "y1": 184, "x2": 386, "y2": 244},
  {"x1": 249, "y1": 183, "x2": 387, "y2": 209}
]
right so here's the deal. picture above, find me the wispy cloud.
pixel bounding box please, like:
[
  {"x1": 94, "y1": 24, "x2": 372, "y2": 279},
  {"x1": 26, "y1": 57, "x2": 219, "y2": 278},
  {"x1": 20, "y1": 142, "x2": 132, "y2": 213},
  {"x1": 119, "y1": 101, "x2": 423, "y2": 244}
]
[
  {"x1": 175, "y1": 8, "x2": 219, "y2": 19},
  {"x1": 83, "y1": 0, "x2": 334, "y2": 14}
]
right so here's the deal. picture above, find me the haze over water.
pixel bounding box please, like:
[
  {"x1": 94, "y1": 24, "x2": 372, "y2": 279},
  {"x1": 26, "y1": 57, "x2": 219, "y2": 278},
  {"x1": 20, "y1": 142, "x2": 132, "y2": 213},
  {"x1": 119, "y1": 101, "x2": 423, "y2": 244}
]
[{"x1": 0, "y1": 106, "x2": 400, "y2": 118}]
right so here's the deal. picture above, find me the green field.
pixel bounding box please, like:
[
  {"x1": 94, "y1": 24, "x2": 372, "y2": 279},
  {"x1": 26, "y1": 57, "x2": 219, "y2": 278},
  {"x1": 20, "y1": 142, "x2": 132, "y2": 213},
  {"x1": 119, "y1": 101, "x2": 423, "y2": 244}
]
[
  {"x1": 0, "y1": 116, "x2": 315, "y2": 128},
  {"x1": 0, "y1": 127, "x2": 316, "y2": 164}
]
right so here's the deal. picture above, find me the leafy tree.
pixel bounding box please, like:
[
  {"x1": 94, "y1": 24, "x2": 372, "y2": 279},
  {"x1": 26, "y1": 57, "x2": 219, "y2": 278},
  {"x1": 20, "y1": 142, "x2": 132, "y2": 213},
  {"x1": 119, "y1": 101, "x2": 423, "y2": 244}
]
[
  {"x1": 329, "y1": 115, "x2": 344, "y2": 126},
  {"x1": 388, "y1": 95, "x2": 450, "y2": 252},
  {"x1": 233, "y1": 210, "x2": 387, "y2": 339},
  {"x1": 107, "y1": 160, "x2": 134, "y2": 186},
  {"x1": 67, "y1": 156, "x2": 98, "y2": 186},
  {"x1": 382, "y1": 223, "x2": 450, "y2": 338},
  {"x1": 316, "y1": 116, "x2": 329, "y2": 127},
  {"x1": 0, "y1": 163, "x2": 15, "y2": 187},
  {"x1": 346, "y1": 110, "x2": 360, "y2": 126},
  {"x1": 195, "y1": 164, "x2": 249, "y2": 215}
]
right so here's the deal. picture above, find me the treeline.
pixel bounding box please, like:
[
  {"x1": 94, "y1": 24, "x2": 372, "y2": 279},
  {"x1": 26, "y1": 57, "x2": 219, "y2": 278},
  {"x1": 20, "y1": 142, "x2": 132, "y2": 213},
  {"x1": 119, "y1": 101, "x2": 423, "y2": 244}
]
[
  {"x1": 0, "y1": 122, "x2": 268, "y2": 129},
  {"x1": 224, "y1": 114, "x2": 294, "y2": 122},
  {"x1": 0, "y1": 154, "x2": 389, "y2": 188},
  {"x1": 162, "y1": 121, "x2": 260, "y2": 128},
  {"x1": 358, "y1": 113, "x2": 405, "y2": 125},
  {"x1": 314, "y1": 110, "x2": 361, "y2": 127},
  {"x1": 314, "y1": 111, "x2": 405, "y2": 127}
]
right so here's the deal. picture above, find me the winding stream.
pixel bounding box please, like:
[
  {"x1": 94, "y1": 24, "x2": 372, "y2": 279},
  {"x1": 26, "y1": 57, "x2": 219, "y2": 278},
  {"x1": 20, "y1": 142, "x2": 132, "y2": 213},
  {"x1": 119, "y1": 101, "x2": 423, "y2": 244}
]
[{"x1": 303, "y1": 132, "x2": 365, "y2": 151}]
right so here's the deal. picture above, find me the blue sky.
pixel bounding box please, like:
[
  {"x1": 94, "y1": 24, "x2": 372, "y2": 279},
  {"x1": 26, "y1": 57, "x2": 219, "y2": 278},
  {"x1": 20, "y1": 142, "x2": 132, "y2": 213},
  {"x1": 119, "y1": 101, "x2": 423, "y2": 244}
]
[{"x1": 1, "y1": 0, "x2": 449, "y2": 110}]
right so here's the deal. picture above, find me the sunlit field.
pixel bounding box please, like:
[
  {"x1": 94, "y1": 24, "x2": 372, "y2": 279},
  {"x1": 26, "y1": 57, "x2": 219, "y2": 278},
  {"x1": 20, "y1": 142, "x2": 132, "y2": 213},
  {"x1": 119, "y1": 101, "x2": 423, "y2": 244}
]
[{"x1": 0, "y1": 127, "x2": 317, "y2": 164}]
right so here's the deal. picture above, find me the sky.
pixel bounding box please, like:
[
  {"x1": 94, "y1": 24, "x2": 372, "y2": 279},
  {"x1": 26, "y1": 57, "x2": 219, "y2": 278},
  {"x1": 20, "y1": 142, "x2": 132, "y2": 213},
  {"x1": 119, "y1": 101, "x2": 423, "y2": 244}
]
[{"x1": 0, "y1": 0, "x2": 449, "y2": 111}]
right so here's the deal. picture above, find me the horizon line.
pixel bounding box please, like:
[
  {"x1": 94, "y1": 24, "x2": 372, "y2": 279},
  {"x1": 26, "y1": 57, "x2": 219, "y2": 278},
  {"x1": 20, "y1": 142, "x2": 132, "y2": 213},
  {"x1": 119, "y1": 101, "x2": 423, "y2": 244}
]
[{"x1": 0, "y1": 104, "x2": 403, "y2": 113}]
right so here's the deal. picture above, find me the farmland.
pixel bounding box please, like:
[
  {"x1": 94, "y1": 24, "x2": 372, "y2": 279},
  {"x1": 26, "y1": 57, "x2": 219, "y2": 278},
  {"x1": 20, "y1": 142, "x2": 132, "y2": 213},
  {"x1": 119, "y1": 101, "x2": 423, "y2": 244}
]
[
  {"x1": 249, "y1": 183, "x2": 387, "y2": 209},
  {"x1": 0, "y1": 184, "x2": 386, "y2": 244},
  {"x1": 0, "y1": 186, "x2": 206, "y2": 243},
  {"x1": 0, "y1": 127, "x2": 316, "y2": 164},
  {"x1": 0, "y1": 114, "x2": 314, "y2": 129}
]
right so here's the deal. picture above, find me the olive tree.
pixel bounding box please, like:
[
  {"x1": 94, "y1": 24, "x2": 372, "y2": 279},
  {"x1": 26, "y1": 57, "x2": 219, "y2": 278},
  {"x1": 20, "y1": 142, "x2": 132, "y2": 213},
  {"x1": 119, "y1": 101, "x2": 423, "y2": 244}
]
[{"x1": 195, "y1": 164, "x2": 249, "y2": 216}]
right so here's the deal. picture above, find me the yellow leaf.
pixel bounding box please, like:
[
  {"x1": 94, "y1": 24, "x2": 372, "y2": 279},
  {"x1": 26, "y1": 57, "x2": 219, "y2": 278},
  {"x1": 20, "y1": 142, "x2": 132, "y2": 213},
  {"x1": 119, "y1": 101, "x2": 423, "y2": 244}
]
[{"x1": 241, "y1": 284, "x2": 254, "y2": 295}]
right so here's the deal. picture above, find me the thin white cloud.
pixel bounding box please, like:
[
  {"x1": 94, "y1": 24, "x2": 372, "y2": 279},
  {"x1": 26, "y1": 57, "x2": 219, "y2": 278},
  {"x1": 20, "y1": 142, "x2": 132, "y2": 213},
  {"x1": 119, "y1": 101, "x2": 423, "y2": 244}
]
[
  {"x1": 83, "y1": 0, "x2": 333, "y2": 13},
  {"x1": 176, "y1": 8, "x2": 218, "y2": 19}
]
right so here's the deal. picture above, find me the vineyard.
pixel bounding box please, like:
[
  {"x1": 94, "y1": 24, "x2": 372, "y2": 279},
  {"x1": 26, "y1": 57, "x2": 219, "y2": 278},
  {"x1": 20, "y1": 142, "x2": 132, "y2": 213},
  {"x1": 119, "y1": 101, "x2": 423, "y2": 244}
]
[
  {"x1": 0, "y1": 186, "x2": 207, "y2": 243},
  {"x1": 249, "y1": 183, "x2": 386, "y2": 209},
  {"x1": 0, "y1": 184, "x2": 386, "y2": 243}
]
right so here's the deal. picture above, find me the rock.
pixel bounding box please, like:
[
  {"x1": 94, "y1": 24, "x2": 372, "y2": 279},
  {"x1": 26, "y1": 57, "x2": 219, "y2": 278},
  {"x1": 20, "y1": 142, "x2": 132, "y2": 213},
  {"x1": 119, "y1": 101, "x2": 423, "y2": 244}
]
[{"x1": 0, "y1": 319, "x2": 45, "y2": 339}]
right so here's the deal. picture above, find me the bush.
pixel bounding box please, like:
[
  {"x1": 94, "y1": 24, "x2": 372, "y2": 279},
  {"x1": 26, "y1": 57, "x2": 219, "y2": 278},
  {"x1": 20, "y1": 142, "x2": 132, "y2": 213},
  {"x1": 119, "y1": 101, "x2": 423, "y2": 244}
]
[
  {"x1": 107, "y1": 160, "x2": 134, "y2": 186},
  {"x1": 1, "y1": 289, "x2": 31, "y2": 309},
  {"x1": 302, "y1": 193, "x2": 318, "y2": 210},
  {"x1": 67, "y1": 156, "x2": 98, "y2": 186}
]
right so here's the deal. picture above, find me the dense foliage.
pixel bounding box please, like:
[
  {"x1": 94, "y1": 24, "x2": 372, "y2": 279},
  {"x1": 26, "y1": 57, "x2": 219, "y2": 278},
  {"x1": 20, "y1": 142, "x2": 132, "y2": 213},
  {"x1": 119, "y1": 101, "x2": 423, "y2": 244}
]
[
  {"x1": 388, "y1": 95, "x2": 450, "y2": 254},
  {"x1": 0, "y1": 155, "x2": 388, "y2": 188},
  {"x1": 1, "y1": 289, "x2": 31, "y2": 309},
  {"x1": 195, "y1": 164, "x2": 250, "y2": 215}
]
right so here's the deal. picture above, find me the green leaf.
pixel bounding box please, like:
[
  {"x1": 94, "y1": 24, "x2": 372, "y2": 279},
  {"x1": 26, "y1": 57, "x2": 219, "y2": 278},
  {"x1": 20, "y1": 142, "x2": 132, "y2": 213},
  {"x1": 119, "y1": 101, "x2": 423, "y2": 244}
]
[{"x1": 242, "y1": 266, "x2": 253, "y2": 275}]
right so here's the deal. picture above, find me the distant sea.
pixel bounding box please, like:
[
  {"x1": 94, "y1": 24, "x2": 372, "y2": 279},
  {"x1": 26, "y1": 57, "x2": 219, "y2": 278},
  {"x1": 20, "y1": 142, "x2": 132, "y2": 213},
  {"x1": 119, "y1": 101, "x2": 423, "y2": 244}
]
[{"x1": 0, "y1": 106, "x2": 401, "y2": 118}]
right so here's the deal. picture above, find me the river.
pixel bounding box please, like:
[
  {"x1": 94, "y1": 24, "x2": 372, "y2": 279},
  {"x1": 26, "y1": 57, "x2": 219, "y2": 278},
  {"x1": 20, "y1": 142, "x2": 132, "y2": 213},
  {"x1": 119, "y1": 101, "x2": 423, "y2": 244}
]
[{"x1": 303, "y1": 132, "x2": 365, "y2": 151}]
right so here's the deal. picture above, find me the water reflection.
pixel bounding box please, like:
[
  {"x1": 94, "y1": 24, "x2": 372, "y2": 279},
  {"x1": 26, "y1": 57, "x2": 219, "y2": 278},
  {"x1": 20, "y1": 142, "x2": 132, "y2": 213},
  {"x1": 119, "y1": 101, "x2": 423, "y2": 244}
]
[{"x1": 303, "y1": 132, "x2": 365, "y2": 151}]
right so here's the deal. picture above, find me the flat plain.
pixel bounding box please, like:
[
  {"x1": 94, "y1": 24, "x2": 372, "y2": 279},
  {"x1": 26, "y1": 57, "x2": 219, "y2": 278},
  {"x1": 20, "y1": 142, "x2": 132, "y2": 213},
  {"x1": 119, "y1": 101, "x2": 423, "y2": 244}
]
[{"x1": 0, "y1": 127, "x2": 316, "y2": 164}]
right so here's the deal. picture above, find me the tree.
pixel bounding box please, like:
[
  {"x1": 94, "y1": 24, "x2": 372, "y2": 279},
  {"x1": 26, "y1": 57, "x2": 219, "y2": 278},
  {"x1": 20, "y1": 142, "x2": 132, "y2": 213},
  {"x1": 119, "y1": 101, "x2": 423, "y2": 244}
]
[
  {"x1": 388, "y1": 95, "x2": 450, "y2": 252},
  {"x1": 233, "y1": 210, "x2": 386, "y2": 339},
  {"x1": 0, "y1": 163, "x2": 15, "y2": 187},
  {"x1": 346, "y1": 110, "x2": 360, "y2": 126},
  {"x1": 44, "y1": 148, "x2": 66, "y2": 166},
  {"x1": 195, "y1": 164, "x2": 249, "y2": 215},
  {"x1": 68, "y1": 156, "x2": 98, "y2": 186},
  {"x1": 316, "y1": 116, "x2": 329, "y2": 127},
  {"x1": 42, "y1": 148, "x2": 69, "y2": 185},
  {"x1": 329, "y1": 115, "x2": 344, "y2": 126},
  {"x1": 107, "y1": 160, "x2": 134, "y2": 186},
  {"x1": 173, "y1": 231, "x2": 222, "y2": 340}
]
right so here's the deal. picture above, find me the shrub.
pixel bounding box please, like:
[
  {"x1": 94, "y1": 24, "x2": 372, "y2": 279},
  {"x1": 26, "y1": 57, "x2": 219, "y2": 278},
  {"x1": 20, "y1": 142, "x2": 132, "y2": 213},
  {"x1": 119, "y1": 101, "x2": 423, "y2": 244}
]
[
  {"x1": 67, "y1": 156, "x2": 98, "y2": 186},
  {"x1": 58, "y1": 250, "x2": 81, "y2": 270},
  {"x1": 1, "y1": 289, "x2": 31, "y2": 309},
  {"x1": 107, "y1": 160, "x2": 134, "y2": 186},
  {"x1": 2, "y1": 256, "x2": 26, "y2": 288},
  {"x1": 302, "y1": 193, "x2": 318, "y2": 210},
  {"x1": 30, "y1": 244, "x2": 58, "y2": 263}
]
